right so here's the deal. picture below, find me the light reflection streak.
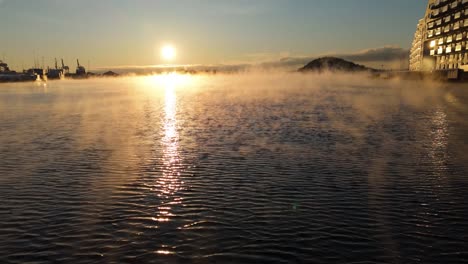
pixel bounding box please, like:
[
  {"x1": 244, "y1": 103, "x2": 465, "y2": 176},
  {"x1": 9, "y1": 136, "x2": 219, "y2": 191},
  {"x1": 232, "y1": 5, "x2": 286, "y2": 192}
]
[
  {"x1": 430, "y1": 107, "x2": 449, "y2": 170},
  {"x1": 155, "y1": 250, "x2": 174, "y2": 255},
  {"x1": 155, "y1": 73, "x2": 183, "y2": 224}
]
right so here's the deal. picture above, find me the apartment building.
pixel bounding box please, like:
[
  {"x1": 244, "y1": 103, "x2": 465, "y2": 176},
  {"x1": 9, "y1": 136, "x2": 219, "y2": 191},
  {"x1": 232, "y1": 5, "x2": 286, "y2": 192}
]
[{"x1": 423, "y1": 0, "x2": 468, "y2": 70}]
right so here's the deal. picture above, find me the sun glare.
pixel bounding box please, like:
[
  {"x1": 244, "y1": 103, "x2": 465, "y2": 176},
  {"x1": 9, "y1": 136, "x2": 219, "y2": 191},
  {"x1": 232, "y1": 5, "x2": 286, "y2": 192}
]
[
  {"x1": 140, "y1": 72, "x2": 195, "y2": 89},
  {"x1": 161, "y1": 45, "x2": 176, "y2": 61}
]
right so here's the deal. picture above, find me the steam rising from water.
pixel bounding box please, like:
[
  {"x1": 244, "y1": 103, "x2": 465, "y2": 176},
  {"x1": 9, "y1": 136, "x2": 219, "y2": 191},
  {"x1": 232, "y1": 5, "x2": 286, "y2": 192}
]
[
  {"x1": 1, "y1": 72, "x2": 467, "y2": 186},
  {"x1": 0, "y1": 72, "x2": 467, "y2": 263}
]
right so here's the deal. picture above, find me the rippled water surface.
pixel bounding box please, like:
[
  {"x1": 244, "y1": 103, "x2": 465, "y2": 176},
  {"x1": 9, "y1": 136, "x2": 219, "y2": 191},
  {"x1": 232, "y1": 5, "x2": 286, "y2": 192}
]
[{"x1": 1, "y1": 74, "x2": 468, "y2": 263}]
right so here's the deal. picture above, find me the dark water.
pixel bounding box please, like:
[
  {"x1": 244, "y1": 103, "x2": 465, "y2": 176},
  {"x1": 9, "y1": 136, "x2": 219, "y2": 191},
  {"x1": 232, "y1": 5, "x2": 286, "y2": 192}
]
[{"x1": 1, "y1": 74, "x2": 468, "y2": 263}]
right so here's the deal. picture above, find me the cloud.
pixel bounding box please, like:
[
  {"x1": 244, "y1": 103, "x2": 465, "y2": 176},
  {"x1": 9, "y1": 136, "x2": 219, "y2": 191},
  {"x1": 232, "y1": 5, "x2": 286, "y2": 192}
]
[{"x1": 337, "y1": 46, "x2": 409, "y2": 62}]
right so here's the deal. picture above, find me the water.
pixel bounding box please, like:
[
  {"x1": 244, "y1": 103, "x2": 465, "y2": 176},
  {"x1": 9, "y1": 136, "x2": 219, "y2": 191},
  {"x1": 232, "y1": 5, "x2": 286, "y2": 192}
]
[{"x1": 1, "y1": 73, "x2": 468, "y2": 263}]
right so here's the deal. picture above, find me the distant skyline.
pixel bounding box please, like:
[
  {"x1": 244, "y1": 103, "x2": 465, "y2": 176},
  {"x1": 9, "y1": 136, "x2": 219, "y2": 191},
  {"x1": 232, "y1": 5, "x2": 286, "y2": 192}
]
[{"x1": 0, "y1": 0, "x2": 428, "y2": 70}]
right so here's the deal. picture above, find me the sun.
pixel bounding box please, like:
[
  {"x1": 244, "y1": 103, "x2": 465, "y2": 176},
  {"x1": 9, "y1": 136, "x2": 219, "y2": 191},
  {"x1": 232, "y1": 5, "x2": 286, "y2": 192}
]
[{"x1": 161, "y1": 45, "x2": 176, "y2": 61}]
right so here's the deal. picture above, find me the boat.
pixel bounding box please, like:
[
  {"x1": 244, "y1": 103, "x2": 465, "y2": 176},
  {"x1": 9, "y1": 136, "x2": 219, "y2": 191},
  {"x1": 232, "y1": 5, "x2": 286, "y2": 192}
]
[
  {"x1": 0, "y1": 60, "x2": 39, "y2": 82},
  {"x1": 47, "y1": 59, "x2": 65, "y2": 80},
  {"x1": 26, "y1": 68, "x2": 47, "y2": 81},
  {"x1": 0, "y1": 73, "x2": 39, "y2": 82}
]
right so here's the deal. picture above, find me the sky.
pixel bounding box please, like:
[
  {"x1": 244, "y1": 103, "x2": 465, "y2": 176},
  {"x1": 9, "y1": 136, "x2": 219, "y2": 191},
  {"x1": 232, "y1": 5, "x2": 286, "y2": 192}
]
[{"x1": 0, "y1": 0, "x2": 428, "y2": 70}]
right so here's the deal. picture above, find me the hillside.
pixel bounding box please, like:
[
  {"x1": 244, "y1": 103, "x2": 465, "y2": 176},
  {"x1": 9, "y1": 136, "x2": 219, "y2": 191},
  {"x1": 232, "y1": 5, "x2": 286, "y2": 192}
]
[{"x1": 298, "y1": 57, "x2": 373, "y2": 72}]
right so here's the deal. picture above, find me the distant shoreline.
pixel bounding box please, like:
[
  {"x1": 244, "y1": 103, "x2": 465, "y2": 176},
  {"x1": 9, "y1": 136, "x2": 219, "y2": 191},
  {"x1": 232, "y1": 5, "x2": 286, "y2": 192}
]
[{"x1": 2, "y1": 68, "x2": 468, "y2": 84}]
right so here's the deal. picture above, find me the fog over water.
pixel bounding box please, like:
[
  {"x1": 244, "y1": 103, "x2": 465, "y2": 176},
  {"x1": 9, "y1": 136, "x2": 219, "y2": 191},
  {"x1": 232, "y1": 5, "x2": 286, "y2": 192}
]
[{"x1": 0, "y1": 73, "x2": 467, "y2": 263}]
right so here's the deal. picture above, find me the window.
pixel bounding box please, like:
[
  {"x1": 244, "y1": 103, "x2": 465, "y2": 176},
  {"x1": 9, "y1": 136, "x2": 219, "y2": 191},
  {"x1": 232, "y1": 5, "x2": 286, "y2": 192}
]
[
  {"x1": 455, "y1": 12, "x2": 461, "y2": 19},
  {"x1": 431, "y1": 50, "x2": 436, "y2": 55},
  {"x1": 456, "y1": 33, "x2": 463, "y2": 41},
  {"x1": 446, "y1": 46, "x2": 452, "y2": 53},
  {"x1": 451, "y1": 1, "x2": 458, "y2": 9},
  {"x1": 436, "y1": 27, "x2": 442, "y2": 35},
  {"x1": 442, "y1": 5, "x2": 448, "y2": 13},
  {"x1": 456, "y1": 43, "x2": 462, "y2": 51},
  {"x1": 464, "y1": 19, "x2": 468, "y2": 27},
  {"x1": 428, "y1": 22, "x2": 435, "y2": 29},
  {"x1": 428, "y1": 30, "x2": 434, "y2": 37},
  {"x1": 444, "y1": 25, "x2": 451, "y2": 33},
  {"x1": 430, "y1": 40, "x2": 436, "y2": 47},
  {"x1": 454, "y1": 21, "x2": 460, "y2": 30},
  {"x1": 447, "y1": 35, "x2": 453, "y2": 43},
  {"x1": 444, "y1": 16, "x2": 451, "y2": 23},
  {"x1": 436, "y1": 19, "x2": 442, "y2": 26},
  {"x1": 439, "y1": 38, "x2": 444, "y2": 45},
  {"x1": 438, "y1": 47, "x2": 444, "y2": 54}
]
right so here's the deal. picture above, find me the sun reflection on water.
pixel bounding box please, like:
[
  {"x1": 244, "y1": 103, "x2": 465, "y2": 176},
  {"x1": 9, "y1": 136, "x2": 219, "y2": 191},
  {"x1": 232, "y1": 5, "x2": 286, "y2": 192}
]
[{"x1": 155, "y1": 73, "x2": 184, "y2": 223}]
